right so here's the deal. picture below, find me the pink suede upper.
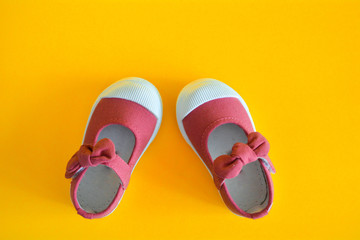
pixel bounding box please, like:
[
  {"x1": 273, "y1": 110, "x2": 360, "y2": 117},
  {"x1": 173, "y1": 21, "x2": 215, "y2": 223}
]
[
  {"x1": 182, "y1": 97, "x2": 275, "y2": 219},
  {"x1": 66, "y1": 98, "x2": 157, "y2": 219}
]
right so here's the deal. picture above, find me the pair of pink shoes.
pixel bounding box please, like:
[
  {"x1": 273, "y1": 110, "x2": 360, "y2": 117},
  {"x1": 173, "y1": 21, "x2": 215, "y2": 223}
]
[{"x1": 65, "y1": 77, "x2": 275, "y2": 219}]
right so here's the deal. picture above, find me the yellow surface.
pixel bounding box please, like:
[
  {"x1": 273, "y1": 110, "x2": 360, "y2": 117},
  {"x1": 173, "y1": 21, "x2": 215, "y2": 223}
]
[{"x1": 1, "y1": 0, "x2": 359, "y2": 239}]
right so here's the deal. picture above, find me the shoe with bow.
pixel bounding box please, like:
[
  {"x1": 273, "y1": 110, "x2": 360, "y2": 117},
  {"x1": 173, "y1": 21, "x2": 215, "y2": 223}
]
[
  {"x1": 65, "y1": 77, "x2": 162, "y2": 219},
  {"x1": 176, "y1": 78, "x2": 275, "y2": 219}
]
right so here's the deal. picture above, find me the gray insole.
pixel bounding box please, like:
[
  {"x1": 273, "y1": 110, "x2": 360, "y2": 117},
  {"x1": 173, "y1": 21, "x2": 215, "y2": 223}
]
[
  {"x1": 77, "y1": 124, "x2": 135, "y2": 213},
  {"x1": 97, "y1": 124, "x2": 135, "y2": 163},
  {"x1": 208, "y1": 123, "x2": 268, "y2": 213}
]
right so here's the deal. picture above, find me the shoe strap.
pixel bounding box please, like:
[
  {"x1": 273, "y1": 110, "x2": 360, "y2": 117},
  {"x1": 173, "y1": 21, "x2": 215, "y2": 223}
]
[
  {"x1": 65, "y1": 138, "x2": 131, "y2": 189},
  {"x1": 213, "y1": 132, "x2": 275, "y2": 189}
]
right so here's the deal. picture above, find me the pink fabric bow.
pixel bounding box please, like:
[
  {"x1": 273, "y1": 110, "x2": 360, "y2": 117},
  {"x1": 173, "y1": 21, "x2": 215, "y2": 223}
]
[
  {"x1": 65, "y1": 138, "x2": 117, "y2": 178},
  {"x1": 213, "y1": 132, "x2": 270, "y2": 179}
]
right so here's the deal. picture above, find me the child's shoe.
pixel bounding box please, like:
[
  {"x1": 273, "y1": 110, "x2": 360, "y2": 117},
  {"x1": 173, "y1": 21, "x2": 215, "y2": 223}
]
[
  {"x1": 65, "y1": 77, "x2": 162, "y2": 219},
  {"x1": 176, "y1": 78, "x2": 275, "y2": 219}
]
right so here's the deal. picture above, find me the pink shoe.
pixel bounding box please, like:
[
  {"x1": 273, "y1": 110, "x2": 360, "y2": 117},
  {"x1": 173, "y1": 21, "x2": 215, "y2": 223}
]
[
  {"x1": 176, "y1": 79, "x2": 275, "y2": 219},
  {"x1": 65, "y1": 77, "x2": 162, "y2": 219}
]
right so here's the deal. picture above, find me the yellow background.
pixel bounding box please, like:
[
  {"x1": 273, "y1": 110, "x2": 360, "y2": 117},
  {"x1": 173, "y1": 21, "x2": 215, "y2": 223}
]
[{"x1": 1, "y1": 0, "x2": 359, "y2": 239}]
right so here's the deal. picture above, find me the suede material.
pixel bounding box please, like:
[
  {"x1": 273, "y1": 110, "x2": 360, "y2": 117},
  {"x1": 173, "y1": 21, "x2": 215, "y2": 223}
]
[
  {"x1": 182, "y1": 97, "x2": 274, "y2": 219},
  {"x1": 68, "y1": 98, "x2": 157, "y2": 219}
]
